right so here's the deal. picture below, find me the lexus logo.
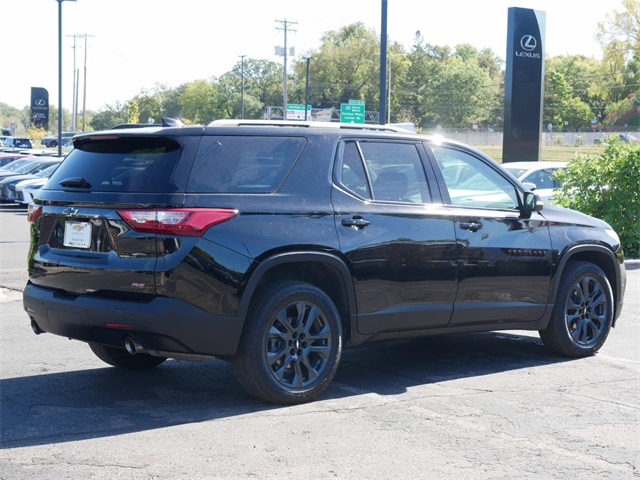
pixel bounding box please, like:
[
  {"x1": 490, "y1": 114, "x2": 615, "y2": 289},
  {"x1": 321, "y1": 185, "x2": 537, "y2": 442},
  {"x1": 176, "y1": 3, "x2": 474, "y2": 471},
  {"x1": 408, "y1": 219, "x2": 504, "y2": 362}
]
[
  {"x1": 35, "y1": 99, "x2": 46, "y2": 106},
  {"x1": 520, "y1": 35, "x2": 537, "y2": 52}
]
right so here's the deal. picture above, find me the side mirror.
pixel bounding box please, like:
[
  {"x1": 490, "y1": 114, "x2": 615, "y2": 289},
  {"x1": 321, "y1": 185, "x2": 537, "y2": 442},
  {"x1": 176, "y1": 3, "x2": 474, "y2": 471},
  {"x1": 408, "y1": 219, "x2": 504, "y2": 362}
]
[
  {"x1": 521, "y1": 191, "x2": 543, "y2": 217},
  {"x1": 523, "y1": 181, "x2": 537, "y2": 191}
]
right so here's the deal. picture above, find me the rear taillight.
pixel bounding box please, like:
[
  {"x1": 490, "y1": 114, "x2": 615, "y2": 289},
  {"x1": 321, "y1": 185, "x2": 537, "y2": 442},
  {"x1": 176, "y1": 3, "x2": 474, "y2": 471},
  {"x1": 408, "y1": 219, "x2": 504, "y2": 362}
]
[
  {"x1": 117, "y1": 208, "x2": 238, "y2": 236},
  {"x1": 27, "y1": 205, "x2": 42, "y2": 224}
]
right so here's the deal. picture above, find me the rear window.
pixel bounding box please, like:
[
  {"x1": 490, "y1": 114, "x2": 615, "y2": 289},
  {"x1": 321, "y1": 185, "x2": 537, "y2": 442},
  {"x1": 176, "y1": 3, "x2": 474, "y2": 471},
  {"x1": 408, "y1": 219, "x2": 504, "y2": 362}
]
[
  {"x1": 187, "y1": 136, "x2": 306, "y2": 193},
  {"x1": 45, "y1": 137, "x2": 181, "y2": 193}
]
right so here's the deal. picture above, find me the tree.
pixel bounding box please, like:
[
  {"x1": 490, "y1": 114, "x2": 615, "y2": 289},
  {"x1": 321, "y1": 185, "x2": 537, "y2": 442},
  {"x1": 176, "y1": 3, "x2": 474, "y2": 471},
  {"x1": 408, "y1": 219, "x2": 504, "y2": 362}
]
[
  {"x1": 597, "y1": 0, "x2": 640, "y2": 57},
  {"x1": 425, "y1": 57, "x2": 497, "y2": 129},
  {"x1": 26, "y1": 125, "x2": 46, "y2": 145},
  {"x1": 90, "y1": 102, "x2": 128, "y2": 130},
  {"x1": 396, "y1": 32, "x2": 444, "y2": 127},
  {"x1": 296, "y1": 23, "x2": 383, "y2": 109},
  {"x1": 233, "y1": 58, "x2": 283, "y2": 110},
  {"x1": 126, "y1": 99, "x2": 139, "y2": 124},
  {"x1": 179, "y1": 79, "x2": 220, "y2": 124},
  {"x1": 554, "y1": 139, "x2": 640, "y2": 257}
]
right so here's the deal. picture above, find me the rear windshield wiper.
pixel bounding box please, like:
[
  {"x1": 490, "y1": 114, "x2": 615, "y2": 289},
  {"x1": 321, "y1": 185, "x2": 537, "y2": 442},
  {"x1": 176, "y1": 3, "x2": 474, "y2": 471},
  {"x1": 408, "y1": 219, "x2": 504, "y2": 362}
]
[{"x1": 59, "y1": 177, "x2": 92, "y2": 189}]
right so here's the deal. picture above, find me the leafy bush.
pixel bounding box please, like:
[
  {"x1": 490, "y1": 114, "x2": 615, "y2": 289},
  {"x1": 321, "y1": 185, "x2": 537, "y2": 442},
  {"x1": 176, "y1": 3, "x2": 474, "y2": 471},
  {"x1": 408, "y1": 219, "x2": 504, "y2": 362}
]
[{"x1": 554, "y1": 136, "x2": 640, "y2": 258}]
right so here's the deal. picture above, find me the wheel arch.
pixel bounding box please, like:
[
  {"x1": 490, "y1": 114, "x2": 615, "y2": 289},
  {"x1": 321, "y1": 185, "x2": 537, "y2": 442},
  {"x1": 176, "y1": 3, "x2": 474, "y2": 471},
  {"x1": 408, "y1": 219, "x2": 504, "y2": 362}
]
[
  {"x1": 238, "y1": 251, "x2": 357, "y2": 342},
  {"x1": 551, "y1": 244, "x2": 623, "y2": 326}
]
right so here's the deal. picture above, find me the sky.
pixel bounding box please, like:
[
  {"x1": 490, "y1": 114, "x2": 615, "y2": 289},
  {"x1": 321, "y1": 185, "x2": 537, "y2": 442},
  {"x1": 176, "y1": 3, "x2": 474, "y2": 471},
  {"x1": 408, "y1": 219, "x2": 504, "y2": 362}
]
[{"x1": 1, "y1": 0, "x2": 624, "y2": 113}]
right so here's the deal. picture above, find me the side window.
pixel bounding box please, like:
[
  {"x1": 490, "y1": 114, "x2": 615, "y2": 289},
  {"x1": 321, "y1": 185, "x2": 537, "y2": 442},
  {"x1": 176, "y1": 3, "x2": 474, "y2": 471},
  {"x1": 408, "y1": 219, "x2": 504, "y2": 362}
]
[
  {"x1": 187, "y1": 136, "x2": 305, "y2": 193},
  {"x1": 337, "y1": 141, "x2": 372, "y2": 199},
  {"x1": 524, "y1": 169, "x2": 553, "y2": 190},
  {"x1": 360, "y1": 142, "x2": 431, "y2": 203},
  {"x1": 430, "y1": 146, "x2": 518, "y2": 209}
]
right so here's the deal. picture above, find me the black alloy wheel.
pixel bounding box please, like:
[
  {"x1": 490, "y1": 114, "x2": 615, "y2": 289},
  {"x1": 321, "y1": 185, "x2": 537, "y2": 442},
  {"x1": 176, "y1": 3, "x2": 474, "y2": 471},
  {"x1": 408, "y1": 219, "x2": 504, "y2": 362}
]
[
  {"x1": 539, "y1": 261, "x2": 613, "y2": 357},
  {"x1": 232, "y1": 281, "x2": 343, "y2": 404}
]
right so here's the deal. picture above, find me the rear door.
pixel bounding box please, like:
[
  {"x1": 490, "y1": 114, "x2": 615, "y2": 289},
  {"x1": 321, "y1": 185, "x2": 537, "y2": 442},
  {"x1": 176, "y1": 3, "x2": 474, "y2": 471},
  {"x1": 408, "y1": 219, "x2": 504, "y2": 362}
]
[{"x1": 332, "y1": 139, "x2": 458, "y2": 335}]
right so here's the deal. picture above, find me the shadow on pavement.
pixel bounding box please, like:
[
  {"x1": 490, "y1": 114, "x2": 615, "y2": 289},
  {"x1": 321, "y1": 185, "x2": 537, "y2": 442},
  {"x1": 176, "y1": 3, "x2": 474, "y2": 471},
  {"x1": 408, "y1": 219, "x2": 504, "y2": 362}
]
[{"x1": 0, "y1": 331, "x2": 571, "y2": 449}]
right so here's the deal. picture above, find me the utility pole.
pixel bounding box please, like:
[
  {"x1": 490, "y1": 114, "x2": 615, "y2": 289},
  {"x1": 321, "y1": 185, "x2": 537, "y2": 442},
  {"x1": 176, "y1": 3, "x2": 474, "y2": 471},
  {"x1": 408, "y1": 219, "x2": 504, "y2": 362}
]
[
  {"x1": 81, "y1": 33, "x2": 94, "y2": 132},
  {"x1": 69, "y1": 33, "x2": 93, "y2": 132},
  {"x1": 67, "y1": 34, "x2": 79, "y2": 132},
  {"x1": 239, "y1": 55, "x2": 246, "y2": 119},
  {"x1": 304, "y1": 56, "x2": 311, "y2": 121},
  {"x1": 275, "y1": 19, "x2": 297, "y2": 120}
]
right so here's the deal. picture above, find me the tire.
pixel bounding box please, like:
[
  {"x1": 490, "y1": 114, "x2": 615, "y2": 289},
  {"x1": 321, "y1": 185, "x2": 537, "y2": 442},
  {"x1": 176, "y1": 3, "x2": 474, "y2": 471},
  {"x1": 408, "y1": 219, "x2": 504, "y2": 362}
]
[
  {"x1": 50, "y1": 141, "x2": 57, "y2": 148},
  {"x1": 539, "y1": 261, "x2": 614, "y2": 357},
  {"x1": 232, "y1": 281, "x2": 343, "y2": 404},
  {"x1": 89, "y1": 342, "x2": 166, "y2": 370}
]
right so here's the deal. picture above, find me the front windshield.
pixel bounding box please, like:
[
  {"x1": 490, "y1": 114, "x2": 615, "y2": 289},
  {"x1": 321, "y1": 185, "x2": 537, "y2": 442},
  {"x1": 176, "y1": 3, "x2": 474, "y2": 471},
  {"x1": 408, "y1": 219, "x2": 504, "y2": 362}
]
[
  {"x1": 35, "y1": 163, "x2": 60, "y2": 177},
  {"x1": 14, "y1": 161, "x2": 43, "y2": 174},
  {"x1": 1, "y1": 159, "x2": 31, "y2": 171}
]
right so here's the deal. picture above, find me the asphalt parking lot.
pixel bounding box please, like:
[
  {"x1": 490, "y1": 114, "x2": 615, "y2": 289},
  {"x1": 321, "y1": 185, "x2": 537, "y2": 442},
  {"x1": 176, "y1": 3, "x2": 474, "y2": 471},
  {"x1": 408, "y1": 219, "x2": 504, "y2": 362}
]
[{"x1": 1, "y1": 203, "x2": 638, "y2": 479}]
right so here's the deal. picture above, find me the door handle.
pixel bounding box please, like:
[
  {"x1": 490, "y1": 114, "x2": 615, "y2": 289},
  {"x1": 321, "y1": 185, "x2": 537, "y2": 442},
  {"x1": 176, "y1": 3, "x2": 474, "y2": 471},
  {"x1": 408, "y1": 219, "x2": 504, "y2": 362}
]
[
  {"x1": 460, "y1": 221, "x2": 482, "y2": 232},
  {"x1": 342, "y1": 216, "x2": 370, "y2": 229}
]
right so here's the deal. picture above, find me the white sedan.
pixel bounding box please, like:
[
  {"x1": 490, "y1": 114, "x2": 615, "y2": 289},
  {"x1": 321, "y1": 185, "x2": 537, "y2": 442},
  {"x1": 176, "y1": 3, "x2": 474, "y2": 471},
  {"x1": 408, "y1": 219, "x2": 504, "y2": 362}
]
[
  {"x1": 502, "y1": 161, "x2": 566, "y2": 202},
  {"x1": 15, "y1": 177, "x2": 48, "y2": 205}
]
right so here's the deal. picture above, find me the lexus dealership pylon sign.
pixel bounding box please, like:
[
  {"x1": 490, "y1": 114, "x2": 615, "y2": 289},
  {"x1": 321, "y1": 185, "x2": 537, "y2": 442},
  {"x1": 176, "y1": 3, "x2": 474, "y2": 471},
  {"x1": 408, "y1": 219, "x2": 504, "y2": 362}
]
[
  {"x1": 31, "y1": 87, "x2": 49, "y2": 130},
  {"x1": 503, "y1": 8, "x2": 546, "y2": 163}
]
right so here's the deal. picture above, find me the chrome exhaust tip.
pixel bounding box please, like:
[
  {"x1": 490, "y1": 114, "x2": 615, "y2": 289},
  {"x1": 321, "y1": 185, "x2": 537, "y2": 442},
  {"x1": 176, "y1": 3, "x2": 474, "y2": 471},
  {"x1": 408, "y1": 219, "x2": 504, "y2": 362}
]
[
  {"x1": 124, "y1": 336, "x2": 141, "y2": 355},
  {"x1": 31, "y1": 319, "x2": 43, "y2": 335}
]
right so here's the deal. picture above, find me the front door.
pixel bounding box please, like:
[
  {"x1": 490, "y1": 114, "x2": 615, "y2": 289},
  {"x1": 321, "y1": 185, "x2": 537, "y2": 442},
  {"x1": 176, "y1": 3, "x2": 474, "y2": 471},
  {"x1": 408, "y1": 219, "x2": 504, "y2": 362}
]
[{"x1": 426, "y1": 144, "x2": 553, "y2": 326}]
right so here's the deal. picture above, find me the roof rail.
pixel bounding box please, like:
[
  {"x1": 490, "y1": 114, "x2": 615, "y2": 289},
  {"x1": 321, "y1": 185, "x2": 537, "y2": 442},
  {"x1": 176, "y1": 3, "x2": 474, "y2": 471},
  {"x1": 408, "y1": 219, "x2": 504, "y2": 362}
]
[{"x1": 207, "y1": 119, "x2": 414, "y2": 133}]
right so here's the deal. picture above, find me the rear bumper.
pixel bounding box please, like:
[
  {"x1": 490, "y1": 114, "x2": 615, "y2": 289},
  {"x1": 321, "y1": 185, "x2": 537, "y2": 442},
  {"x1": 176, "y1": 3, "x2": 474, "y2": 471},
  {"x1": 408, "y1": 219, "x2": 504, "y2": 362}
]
[{"x1": 23, "y1": 282, "x2": 244, "y2": 357}]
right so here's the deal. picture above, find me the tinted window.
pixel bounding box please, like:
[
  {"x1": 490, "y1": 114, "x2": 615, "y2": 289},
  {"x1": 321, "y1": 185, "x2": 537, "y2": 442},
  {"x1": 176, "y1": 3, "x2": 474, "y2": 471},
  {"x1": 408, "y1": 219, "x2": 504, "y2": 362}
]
[
  {"x1": 336, "y1": 140, "x2": 431, "y2": 203},
  {"x1": 45, "y1": 137, "x2": 181, "y2": 193},
  {"x1": 523, "y1": 169, "x2": 563, "y2": 189},
  {"x1": 187, "y1": 136, "x2": 305, "y2": 193},
  {"x1": 336, "y1": 141, "x2": 371, "y2": 199},
  {"x1": 430, "y1": 146, "x2": 518, "y2": 209}
]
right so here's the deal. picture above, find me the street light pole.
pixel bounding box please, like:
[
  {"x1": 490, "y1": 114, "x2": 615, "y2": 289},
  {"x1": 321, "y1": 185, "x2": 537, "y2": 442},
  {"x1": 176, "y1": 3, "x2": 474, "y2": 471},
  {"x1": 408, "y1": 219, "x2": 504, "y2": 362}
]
[
  {"x1": 56, "y1": 0, "x2": 77, "y2": 157},
  {"x1": 379, "y1": 0, "x2": 388, "y2": 125},
  {"x1": 239, "y1": 55, "x2": 246, "y2": 119},
  {"x1": 304, "y1": 57, "x2": 310, "y2": 121}
]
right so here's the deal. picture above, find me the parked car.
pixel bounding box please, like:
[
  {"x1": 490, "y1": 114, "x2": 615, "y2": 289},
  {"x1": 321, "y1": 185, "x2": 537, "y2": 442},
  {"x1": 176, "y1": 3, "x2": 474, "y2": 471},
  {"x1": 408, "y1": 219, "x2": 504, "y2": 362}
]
[
  {"x1": 24, "y1": 120, "x2": 627, "y2": 405},
  {"x1": 0, "y1": 157, "x2": 59, "y2": 181},
  {"x1": 0, "y1": 157, "x2": 41, "y2": 174},
  {"x1": 41, "y1": 132, "x2": 77, "y2": 148},
  {"x1": 0, "y1": 161, "x2": 61, "y2": 203},
  {"x1": 1, "y1": 137, "x2": 33, "y2": 150},
  {"x1": 16, "y1": 179, "x2": 48, "y2": 206},
  {"x1": 0, "y1": 153, "x2": 29, "y2": 168},
  {"x1": 502, "y1": 161, "x2": 566, "y2": 202},
  {"x1": 618, "y1": 133, "x2": 638, "y2": 143}
]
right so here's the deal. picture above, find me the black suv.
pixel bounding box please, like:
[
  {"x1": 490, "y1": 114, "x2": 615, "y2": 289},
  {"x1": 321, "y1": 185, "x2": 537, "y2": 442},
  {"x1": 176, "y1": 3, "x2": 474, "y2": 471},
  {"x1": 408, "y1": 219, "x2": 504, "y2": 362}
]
[{"x1": 23, "y1": 120, "x2": 627, "y2": 404}]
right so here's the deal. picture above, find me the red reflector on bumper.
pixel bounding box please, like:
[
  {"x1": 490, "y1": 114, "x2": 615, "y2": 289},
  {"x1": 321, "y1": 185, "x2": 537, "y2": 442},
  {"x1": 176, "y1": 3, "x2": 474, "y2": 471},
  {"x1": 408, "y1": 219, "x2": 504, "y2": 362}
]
[{"x1": 106, "y1": 323, "x2": 132, "y2": 330}]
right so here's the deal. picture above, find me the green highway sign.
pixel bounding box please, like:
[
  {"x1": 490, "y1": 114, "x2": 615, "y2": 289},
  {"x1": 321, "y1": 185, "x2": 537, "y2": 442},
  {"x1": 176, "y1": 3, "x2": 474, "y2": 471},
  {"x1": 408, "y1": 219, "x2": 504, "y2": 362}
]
[
  {"x1": 340, "y1": 103, "x2": 365, "y2": 124},
  {"x1": 286, "y1": 104, "x2": 312, "y2": 120}
]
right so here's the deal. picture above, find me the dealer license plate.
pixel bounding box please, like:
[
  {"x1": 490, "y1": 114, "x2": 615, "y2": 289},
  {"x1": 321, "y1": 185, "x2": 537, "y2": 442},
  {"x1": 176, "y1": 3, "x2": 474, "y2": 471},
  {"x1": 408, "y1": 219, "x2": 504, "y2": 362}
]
[{"x1": 63, "y1": 221, "x2": 92, "y2": 249}]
